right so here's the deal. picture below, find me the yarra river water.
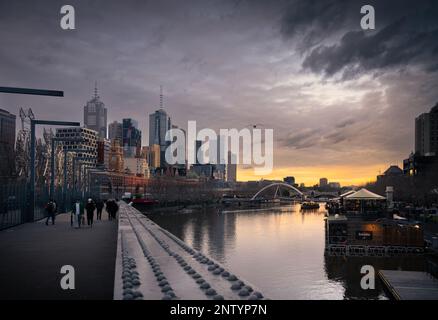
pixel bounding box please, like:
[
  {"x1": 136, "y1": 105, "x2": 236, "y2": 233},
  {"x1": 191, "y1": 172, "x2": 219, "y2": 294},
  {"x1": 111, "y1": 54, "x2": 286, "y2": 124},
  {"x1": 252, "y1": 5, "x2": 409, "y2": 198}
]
[{"x1": 148, "y1": 204, "x2": 426, "y2": 299}]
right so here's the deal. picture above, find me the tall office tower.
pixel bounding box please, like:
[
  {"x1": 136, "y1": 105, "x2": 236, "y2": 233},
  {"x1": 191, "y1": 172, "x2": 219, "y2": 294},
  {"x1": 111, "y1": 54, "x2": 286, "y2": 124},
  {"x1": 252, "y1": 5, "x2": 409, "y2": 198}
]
[
  {"x1": 226, "y1": 151, "x2": 237, "y2": 183},
  {"x1": 149, "y1": 86, "x2": 171, "y2": 167},
  {"x1": 108, "y1": 121, "x2": 123, "y2": 142},
  {"x1": 415, "y1": 103, "x2": 438, "y2": 156},
  {"x1": 55, "y1": 127, "x2": 98, "y2": 167},
  {"x1": 122, "y1": 118, "x2": 142, "y2": 158},
  {"x1": 84, "y1": 83, "x2": 107, "y2": 139},
  {"x1": 0, "y1": 108, "x2": 16, "y2": 179}
]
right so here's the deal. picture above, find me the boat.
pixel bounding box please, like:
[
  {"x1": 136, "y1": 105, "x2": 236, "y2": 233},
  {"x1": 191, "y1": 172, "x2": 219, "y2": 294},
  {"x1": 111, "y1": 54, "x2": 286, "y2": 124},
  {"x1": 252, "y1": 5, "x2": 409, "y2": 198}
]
[
  {"x1": 301, "y1": 202, "x2": 320, "y2": 210},
  {"x1": 130, "y1": 193, "x2": 159, "y2": 210}
]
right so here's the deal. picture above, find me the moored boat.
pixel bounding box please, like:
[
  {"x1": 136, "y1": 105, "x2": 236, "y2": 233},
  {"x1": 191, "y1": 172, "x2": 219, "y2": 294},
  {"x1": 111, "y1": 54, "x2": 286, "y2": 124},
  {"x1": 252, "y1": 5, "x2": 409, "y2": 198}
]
[{"x1": 301, "y1": 202, "x2": 320, "y2": 210}]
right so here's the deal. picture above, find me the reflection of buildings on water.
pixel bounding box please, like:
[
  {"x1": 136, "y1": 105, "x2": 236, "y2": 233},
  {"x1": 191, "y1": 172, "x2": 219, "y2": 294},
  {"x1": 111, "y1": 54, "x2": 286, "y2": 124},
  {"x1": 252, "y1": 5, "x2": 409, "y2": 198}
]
[
  {"x1": 148, "y1": 208, "x2": 237, "y2": 264},
  {"x1": 324, "y1": 255, "x2": 426, "y2": 299}
]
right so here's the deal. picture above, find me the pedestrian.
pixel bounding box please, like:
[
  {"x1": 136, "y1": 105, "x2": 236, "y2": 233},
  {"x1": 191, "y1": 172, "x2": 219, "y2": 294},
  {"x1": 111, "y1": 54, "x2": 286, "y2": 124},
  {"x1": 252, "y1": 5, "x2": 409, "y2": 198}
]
[
  {"x1": 45, "y1": 199, "x2": 56, "y2": 225},
  {"x1": 72, "y1": 199, "x2": 84, "y2": 228},
  {"x1": 85, "y1": 198, "x2": 96, "y2": 227},
  {"x1": 112, "y1": 200, "x2": 119, "y2": 220},
  {"x1": 106, "y1": 199, "x2": 119, "y2": 220},
  {"x1": 96, "y1": 199, "x2": 104, "y2": 220}
]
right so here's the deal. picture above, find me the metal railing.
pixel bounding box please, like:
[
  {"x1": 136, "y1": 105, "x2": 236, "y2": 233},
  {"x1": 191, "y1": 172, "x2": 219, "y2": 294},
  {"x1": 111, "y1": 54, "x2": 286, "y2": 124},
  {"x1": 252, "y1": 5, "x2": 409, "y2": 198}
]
[{"x1": 0, "y1": 181, "x2": 73, "y2": 230}]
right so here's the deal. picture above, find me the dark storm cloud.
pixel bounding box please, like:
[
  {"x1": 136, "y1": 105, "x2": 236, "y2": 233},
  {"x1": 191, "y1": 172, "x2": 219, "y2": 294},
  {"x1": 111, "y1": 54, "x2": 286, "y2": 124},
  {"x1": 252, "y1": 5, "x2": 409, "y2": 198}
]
[
  {"x1": 280, "y1": 129, "x2": 322, "y2": 149},
  {"x1": 281, "y1": 0, "x2": 438, "y2": 78},
  {"x1": 335, "y1": 118, "x2": 355, "y2": 129}
]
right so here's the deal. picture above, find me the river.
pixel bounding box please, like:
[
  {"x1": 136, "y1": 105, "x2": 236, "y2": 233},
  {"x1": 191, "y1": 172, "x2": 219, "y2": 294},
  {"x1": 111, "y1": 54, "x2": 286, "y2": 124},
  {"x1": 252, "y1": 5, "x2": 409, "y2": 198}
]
[{"x1": 148, "y1": 204, "x2": 425, "y2": 300}]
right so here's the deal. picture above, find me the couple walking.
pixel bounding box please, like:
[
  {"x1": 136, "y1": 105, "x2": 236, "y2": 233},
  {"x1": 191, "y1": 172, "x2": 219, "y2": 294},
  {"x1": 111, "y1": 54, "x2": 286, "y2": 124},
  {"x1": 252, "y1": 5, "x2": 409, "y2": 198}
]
[{"x1": 71, "y1": 198, "x2": 105, "y2": 228}]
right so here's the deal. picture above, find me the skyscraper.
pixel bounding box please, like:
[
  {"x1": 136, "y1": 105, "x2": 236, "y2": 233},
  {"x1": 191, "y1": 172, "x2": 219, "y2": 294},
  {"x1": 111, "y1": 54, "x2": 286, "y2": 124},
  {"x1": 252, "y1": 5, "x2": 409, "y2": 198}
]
[
  {"x1": 84, "y1": 83, "x2": 107, "y2": 139},
  {"x1": 108, "y1": 121, "x2": 123, "y2": 142},
  {"x1": 0, "y1": 108, "x2": 16, "y2": 179},
  {"x1": 415, "y1": 102, "x2": 438, "y2": 156},
  {"x1": 122, "y1": 118, "x2": 141, "y2": 158},
  {"x1": 149, "y1": 87, "x2": 171, "y2": 167}
]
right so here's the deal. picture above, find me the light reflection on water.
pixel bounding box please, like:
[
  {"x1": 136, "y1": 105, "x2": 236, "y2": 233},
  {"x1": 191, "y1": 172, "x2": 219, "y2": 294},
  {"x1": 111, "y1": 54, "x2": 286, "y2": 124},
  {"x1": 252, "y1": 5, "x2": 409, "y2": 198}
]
[{"x1": 148, "y1": 204, "x2": 425, "y2": 300}]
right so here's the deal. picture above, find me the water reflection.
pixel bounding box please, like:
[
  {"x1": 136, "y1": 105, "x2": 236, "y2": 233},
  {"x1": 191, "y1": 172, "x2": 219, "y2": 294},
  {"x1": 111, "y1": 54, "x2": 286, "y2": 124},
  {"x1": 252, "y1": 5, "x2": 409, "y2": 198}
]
[{"x1": 148, "y1": 204, "x2": 425, "y2": 300}]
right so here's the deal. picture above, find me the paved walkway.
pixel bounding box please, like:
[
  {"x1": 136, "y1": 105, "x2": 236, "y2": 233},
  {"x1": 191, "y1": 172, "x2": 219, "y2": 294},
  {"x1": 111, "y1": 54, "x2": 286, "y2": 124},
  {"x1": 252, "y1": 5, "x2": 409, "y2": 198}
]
[{"x1": 0, "y1": 210, "x2": 118, "y2": 300}]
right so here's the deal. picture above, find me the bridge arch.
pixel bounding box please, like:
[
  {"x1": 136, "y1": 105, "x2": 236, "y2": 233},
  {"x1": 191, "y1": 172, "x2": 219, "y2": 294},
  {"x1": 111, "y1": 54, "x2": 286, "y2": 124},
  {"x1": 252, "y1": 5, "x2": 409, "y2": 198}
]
[{"x1": 251, "y1": 183, "x2": 303, "y2": 200}]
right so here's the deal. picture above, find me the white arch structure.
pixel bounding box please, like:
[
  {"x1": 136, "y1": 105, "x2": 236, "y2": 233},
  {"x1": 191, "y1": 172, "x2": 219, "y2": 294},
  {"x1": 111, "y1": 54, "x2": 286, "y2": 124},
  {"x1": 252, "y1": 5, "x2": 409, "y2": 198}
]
[{"x1": 251, "y1": 182, "x2": 303, "y2": 200}]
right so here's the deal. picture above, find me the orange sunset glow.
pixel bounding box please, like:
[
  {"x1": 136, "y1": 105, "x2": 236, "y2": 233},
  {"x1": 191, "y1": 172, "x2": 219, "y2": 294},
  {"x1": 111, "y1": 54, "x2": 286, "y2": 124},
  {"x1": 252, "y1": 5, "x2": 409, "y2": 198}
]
[{"x1": 237, "y1": 164, "x2": 387, "y2": 186}]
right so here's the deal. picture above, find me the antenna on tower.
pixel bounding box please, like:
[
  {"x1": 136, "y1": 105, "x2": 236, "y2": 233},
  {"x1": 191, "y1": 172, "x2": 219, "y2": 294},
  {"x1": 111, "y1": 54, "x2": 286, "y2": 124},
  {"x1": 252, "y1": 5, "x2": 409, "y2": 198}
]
[
  {"x1": 159, "y1": 85, "x2": 163, "y2": 109},
  {"x1": 94, "y1": 81, "x2": 99, "y2": 98}
]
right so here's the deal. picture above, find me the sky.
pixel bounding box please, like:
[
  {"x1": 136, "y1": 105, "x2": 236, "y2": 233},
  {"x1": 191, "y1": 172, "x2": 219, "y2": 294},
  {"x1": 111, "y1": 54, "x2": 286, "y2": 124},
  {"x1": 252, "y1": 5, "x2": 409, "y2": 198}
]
[{"x1": 0, "y1": 0, "x2": 437, "y2": 185}]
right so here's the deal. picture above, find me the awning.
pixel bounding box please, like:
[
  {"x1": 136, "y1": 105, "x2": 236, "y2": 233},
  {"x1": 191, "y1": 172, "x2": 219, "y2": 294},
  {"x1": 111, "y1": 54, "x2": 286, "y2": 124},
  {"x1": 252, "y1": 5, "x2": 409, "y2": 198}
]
[
  {"x1": 339, "y1": 190, "x2": 356, "y2": 198},
  {"x1": 345, "y1": 188, "x2": 386, "y2": 200}
]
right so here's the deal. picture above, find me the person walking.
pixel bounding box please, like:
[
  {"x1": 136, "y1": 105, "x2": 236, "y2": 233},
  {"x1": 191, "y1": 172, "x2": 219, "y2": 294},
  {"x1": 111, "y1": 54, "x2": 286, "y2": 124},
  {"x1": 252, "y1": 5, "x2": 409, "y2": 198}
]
[
  {"x1": 112, "y1": 200, "x2": 119, "y2": 220},
  {"x1": 45, "y1": 199, "x2": 56, "y2": 225},
  {"x1": 96, "y1": 199, "x2": 104, "y2": 220},
  {"x1": 106, "y1": 199, "x2": 119, "y2": 220},
  {"x1": 72, "y1": 199, "x2": 84, "y2": 228},
  {"x1": 85, "y1": 198, "x2": 96, "y2": 227}
]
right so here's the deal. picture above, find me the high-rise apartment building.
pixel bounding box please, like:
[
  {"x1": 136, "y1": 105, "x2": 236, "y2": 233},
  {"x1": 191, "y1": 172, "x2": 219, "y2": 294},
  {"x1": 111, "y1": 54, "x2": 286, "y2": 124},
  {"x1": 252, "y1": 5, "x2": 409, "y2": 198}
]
[
  {"x1": 56, "y1": 127, "x2": 98, "y2": 167},
  {"x1": 415, "y1": 103, "x2": 438, "y2": 156}
]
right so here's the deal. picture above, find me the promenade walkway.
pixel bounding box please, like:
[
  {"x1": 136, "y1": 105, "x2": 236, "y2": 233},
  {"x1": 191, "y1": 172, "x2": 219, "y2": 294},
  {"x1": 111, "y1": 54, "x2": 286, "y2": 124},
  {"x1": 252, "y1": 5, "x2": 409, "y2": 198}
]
[{"x1": 0, "y1": 210, "x2": 118, "y2": 300}]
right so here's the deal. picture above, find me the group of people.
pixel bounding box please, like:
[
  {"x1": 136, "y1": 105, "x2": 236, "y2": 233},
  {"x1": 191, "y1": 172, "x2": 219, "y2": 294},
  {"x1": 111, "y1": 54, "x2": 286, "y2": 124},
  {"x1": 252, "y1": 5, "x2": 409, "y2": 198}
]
[{"x1": 70, "y1": 198, "x2": 119, "y2": 228}]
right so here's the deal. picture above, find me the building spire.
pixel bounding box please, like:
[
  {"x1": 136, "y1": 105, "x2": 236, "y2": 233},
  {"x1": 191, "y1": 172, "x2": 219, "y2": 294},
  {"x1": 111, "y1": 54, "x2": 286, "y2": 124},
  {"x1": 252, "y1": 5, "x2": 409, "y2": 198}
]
[
  {"x1": 94, "y1": 81, "x2": 99, "y2": 99},
  {"x1": 159, "y1": 85, "x2": 163, "y2": 109}
]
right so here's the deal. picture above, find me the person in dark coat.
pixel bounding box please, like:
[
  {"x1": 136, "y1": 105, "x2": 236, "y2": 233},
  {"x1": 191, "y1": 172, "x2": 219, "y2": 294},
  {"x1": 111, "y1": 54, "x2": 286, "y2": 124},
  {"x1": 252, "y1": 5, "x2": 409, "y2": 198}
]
[
  {"x1": 45, "y1": 199, "x2": 56, "y2": 225},
  {"x1": 95, "y1": 199, "x2": 104, "y2": 220},
  {"x1": 106, "y1": 199, "x2": 119, "y2": 220},
  {"x1": 85, "y1": 198, "x2": 96, "y2": 227}
]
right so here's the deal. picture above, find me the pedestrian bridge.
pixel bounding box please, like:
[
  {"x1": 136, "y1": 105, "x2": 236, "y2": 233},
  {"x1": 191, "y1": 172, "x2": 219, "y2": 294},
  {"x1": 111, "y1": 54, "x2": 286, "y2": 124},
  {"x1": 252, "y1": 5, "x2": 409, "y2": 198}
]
[
  {"x1": 251, "y1": 182, "x2": 304, "y2": 200},
  {"x1": 114, "y1": 202, "x2": 265, "y2": 300}
]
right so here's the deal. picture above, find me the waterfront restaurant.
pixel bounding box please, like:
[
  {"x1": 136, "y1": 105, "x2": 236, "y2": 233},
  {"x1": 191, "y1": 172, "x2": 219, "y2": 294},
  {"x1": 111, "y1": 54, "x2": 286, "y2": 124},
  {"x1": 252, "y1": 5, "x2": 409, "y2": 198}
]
[{"x1": 344, "y1": 188, "x2": 386, "y2": 216}]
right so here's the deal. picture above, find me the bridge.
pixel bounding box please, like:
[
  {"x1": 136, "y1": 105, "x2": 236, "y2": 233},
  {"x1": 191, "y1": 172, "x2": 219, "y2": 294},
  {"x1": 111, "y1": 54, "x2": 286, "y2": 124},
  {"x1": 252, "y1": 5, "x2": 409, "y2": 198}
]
[
  {"x1": 303, "y1": 191, "x2": 339, "y2": 199},
  {"x1": 251, "y1": 182, "x2": 304, "y2": 201}
]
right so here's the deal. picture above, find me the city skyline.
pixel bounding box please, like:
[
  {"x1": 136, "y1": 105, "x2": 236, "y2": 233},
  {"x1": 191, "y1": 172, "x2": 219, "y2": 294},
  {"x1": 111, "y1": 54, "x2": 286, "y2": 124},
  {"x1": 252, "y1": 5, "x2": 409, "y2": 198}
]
[{"x1": 1, "y1": 0, "x2": 438, "y2": 185}]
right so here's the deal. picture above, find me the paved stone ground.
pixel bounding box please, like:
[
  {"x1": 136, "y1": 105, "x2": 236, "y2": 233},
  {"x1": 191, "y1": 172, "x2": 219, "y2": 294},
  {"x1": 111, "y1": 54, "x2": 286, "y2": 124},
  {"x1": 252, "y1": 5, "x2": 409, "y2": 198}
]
[{"x1": 0, "y1": 210, "x2": 118, "y2": 300}]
